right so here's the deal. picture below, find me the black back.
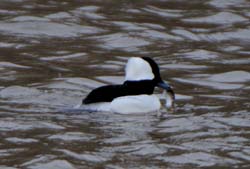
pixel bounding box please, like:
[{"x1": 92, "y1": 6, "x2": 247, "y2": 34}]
[
  {"x1": 83, "y1": 57, "x2": 162, "y2": 104},
  {"x1": 83, "y1": 80, "x2": 155, "y2": 104}
]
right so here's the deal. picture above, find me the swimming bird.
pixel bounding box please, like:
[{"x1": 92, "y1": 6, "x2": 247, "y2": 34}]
[{"x1": 79, "y1": 57, "x2": 175, "y2": 114}]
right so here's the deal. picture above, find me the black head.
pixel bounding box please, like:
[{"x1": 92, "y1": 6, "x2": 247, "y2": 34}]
[
  {"x1": 142, "y1": 57, "x2": 175, "y2": 99},
  {"x1": 141, "y1": 57, "x2": 162, "y2": 84}
]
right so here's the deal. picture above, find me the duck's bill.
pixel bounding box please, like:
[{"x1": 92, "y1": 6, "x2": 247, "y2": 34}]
[{"x1": 157, "y1": 81, "x2": 175, "y2": 100}]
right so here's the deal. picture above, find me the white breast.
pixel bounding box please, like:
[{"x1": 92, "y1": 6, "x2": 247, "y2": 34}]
[
  {"x1": 77, "y1": 94, "x2": 161, "y2": 114},
  {"x1": 111, "y1": 94, "x2": 161, "y2": 114}
]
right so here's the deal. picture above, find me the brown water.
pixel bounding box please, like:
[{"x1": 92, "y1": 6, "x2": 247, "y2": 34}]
[{"x1": 0, "y1": 0, "x2": 250, "y2": 168}]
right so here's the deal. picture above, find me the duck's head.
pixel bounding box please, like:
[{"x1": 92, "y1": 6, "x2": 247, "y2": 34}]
[{"x1": 125, "y1": 57, "x2": 175, "y2": 99}]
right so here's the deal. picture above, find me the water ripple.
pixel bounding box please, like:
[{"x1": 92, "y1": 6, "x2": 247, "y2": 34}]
[{"x1": 0, "y1": 0, "x2": 249, "y2": 168}]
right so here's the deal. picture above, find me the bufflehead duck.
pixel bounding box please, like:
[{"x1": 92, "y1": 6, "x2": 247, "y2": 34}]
[{"x1": 79, "y1": 57, "x2": 175, "y2": 114}]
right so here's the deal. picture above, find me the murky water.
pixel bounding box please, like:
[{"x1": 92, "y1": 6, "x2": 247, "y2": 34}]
[{"x1": 0, "y1": 0, "x2": 250, "y2": 168}]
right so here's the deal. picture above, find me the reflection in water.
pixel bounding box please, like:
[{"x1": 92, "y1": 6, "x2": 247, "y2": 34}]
[{"x1": 0, "y1": 0, "x2": 250, "y2": 168}]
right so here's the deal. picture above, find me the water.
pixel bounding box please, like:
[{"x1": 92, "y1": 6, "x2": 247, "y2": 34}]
[{"x1": 0, "y1": 0, "x2": 250, "y2": 168}]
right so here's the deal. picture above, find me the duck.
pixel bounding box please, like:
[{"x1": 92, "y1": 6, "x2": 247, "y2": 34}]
[{"x1": 78, "y1": 57, "x2": 175, "y2": 114}]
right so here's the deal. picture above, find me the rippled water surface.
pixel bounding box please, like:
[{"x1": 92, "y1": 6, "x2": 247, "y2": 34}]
[{"x1": 0, "y1": 0, "x2": 250, "y2": 168}]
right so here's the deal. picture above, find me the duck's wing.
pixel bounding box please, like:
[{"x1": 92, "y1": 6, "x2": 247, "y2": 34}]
[
  {"x1": 82, "y1": 85, "x2": 124, "y2": 104},
  {"x1": 82, "y1": 80, "x2": 155, "y2": 104}
]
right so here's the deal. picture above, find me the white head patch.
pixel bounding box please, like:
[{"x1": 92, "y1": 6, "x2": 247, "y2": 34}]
[{"x1": 125, "y1": 57, "x2": 154, "y2": 81}]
